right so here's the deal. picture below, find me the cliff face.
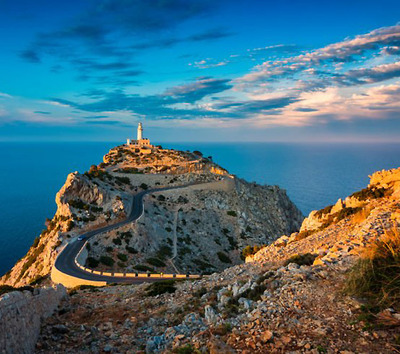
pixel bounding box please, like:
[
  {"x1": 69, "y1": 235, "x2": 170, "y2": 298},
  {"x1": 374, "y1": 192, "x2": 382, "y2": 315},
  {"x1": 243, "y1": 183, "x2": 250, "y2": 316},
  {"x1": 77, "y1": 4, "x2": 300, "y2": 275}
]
[
  {"x1": 34, "y1": 168, "x2": 400, "y2": 354},
  {"x1": 0, "y1": 145, "x2": 302, "y2": 286},
  {"x1": 248, "y1": 167, "x2": 400, "y2": 266},
  {"x1": 86, "y1": 177, "x2": 303, "y2": 274}
]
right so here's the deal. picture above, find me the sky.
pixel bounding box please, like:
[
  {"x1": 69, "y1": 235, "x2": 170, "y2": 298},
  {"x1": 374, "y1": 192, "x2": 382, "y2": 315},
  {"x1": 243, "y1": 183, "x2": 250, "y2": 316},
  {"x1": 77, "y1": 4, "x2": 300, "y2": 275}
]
[{"x1": 1, "y1": 0, "x2": 400, "y2": 142}]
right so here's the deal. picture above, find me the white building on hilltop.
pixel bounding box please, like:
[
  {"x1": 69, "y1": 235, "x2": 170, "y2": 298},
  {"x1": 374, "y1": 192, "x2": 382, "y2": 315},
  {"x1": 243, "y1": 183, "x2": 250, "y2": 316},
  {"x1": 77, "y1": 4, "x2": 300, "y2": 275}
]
[{"x1": 127, "y1": 122, "x2": 153, "y2": 149}]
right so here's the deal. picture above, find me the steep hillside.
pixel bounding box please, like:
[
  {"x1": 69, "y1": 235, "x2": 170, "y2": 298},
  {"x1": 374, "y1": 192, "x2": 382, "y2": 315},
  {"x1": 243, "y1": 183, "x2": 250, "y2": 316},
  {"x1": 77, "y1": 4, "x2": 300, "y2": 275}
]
[
  {"x1": 34, "y1": 168, "x2": 400, "y2": 353},
  {"x1": 0, "y1": 145, "x2": 302, "y2": 286},
  {"x1": 249, "y1": 167, "x2": 400, "y2": 267}
]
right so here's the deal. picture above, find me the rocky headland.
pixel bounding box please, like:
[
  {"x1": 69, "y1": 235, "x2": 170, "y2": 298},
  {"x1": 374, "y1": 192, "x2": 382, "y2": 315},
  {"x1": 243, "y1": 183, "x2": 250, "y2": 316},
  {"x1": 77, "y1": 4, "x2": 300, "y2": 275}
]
[
  {"x1": 0, "y1": 144, "x2": 302, "y2": 287},
  {"x1": 1, "y1": 143, "x2": 399, "y2": 353},
  {"x1": 35, "y1": 167, "x2": 400, "y2": 353}
]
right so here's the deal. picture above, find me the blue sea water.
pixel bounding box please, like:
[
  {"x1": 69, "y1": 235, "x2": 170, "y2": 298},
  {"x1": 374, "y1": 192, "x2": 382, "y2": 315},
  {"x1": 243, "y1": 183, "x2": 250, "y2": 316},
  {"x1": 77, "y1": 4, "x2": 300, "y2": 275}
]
[{"x1": 0, "y1": 141, "x2": 399, "y2": 275}]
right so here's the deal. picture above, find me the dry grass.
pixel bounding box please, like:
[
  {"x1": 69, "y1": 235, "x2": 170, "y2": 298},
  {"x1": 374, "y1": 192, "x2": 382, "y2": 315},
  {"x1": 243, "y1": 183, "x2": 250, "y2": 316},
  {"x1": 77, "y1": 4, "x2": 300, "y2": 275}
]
[
  {"x1": 352, "y1": 206, "x2": 371, "y2": 225},
  {"x1": 345, "y1": 225, "x2": 400, "y2": 310}
]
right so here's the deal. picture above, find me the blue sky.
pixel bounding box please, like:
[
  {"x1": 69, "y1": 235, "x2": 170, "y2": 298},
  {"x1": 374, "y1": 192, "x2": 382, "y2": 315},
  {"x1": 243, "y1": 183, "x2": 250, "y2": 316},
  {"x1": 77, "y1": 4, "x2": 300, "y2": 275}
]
[{"x1": 1, "y1": 0, "x2": 400, "y2": 142}]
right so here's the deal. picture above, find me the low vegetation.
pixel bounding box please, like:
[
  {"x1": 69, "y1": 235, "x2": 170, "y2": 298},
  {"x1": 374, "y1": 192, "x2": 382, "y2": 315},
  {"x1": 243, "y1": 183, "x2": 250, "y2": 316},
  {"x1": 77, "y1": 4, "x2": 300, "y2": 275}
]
[
  {"x1": 100, "y1": 255, "x2": 114, "y2": 267},
  {"x1": 351, "y1": 186, "x2": 391, "y2": 201},
  {"x1": 146, "y1": 280, "x2": 177, "y2": 296},
  {"x1": 284, "y1": 253, "x2": 317, "y2": 266},
  {"x1": 0, "y1": 285, "x2": 34, "y2": 296},
  {"x1": 87, "y1": 257, "x2": 99, "y2": 268},
  {"x1": 217, "y1": 251, "x2": 232, "y2": 264},
  {"x1": 345, "y1": 226, "x2": 400, "y2": 310},
  {"x1": 241, "y1": 244, "x2": 266, "y2": 259}
]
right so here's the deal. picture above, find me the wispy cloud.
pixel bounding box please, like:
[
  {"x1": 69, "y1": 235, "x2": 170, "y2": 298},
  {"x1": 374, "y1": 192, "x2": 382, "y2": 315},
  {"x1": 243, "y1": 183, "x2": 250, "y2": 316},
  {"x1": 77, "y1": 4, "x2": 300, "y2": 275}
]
[
  {"x1": 19, "y1": 1, "x2": 230, "y2": 86},
  {"x1": 239, "y1": 24, "x2": 400, "y2": 84}
]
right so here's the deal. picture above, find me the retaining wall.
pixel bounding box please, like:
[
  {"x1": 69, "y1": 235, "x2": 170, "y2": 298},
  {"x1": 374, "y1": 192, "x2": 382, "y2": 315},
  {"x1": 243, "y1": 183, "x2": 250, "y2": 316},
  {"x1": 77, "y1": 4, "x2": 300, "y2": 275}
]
[{"x1": 0, "y1": 285, "x2": 66, "y2": 354}]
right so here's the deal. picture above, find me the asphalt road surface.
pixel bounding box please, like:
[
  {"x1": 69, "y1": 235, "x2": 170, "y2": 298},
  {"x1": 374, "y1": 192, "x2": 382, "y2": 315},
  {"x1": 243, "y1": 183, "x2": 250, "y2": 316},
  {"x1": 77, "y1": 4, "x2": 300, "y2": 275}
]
[{"x1": 54, "y1": 183, "x2": 202, "y2": 284}]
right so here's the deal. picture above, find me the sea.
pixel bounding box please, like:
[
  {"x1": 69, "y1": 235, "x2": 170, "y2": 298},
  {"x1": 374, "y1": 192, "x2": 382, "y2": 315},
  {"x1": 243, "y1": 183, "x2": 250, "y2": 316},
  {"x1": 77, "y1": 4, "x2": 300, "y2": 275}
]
[{"x1": 0, "y1": 141, "x2": 399, "y2": 276}]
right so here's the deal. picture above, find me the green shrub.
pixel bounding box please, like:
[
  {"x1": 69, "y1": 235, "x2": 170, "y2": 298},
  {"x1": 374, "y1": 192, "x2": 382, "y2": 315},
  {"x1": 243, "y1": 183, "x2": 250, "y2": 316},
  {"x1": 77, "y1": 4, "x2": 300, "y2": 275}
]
[
  {"x1": 133, "y1": 264, "x2": 155, "y2": 272},
  {"x1": 226, "y1": 235, "x2": 238, "y2": 249},
  {"x1": 66, "y1": 220, "x2": 75, "y2": 231},
  {"x1": 146, "y1": 280, "x2": 176, "y2": 296},
  {"x1": 351, "y1": 186, "x2": 389, "y2": 201},
  {"x1": 115, "y1": 176, "x2": 131, "y2": 185},
  {"x1": 90, "y1": 205, "x2": 103, "y2": 213},
  {"x1": 192, "y1": 259, "x2": 215, "y2": 271},
  {"x1": 146, "y1": 257, "x2": 166, "y2": 267},
  {"x1": 217, "y1": 252, "x2": 232, "y2": 264},
  {"x1": 284, "y1": 253, "x2": 317, "y2": 266},
  {"x1": 314, "y1": 204, "x2": 334, "y2": 218},
  {"x1": 120, "y1": 231, "x2": 133, "y2": 240},
  {"x1": 156, "y1": 245, "x2": 172, "y2": 259},
  {"x1": 178, "y1": 246, "x2": 191, "y2": 256},
  {"x1": 100, "y1": 256, "x2": 114, "y2": 266},
  {"x1": 227, "y1": 210, "x2": 237, "y2": 217},
  {"x1": 335, "y1": 206, "x2": 363, "y2": 222},
  {"x1": 106, "y1": 246, "x2": 113, "y2": 253},
  {"x1": 68, "y1": 199, "x2": 88, "y2": 210},
  {"x1": 117, "y1": 253, "x2": 128, "y2": 262},
  {"x1": 87, "y1": 257, "x2": 99, "y2": 268},
  {"x1": 112, "y1": 237, "x2": 122, "y2": 246},
  {"x1": 165, "y1": 226, "x2": 172, "y2": 232},
  {"x1": 32, "y1": 237, "x2": 40, "y2": 248},
  {"x1": 140, "y1": 183, "x2": 148, "y2": 190},
  {"x1": 173, "y1": 344, "x2": 199, "y2": 354},
  {"x1": 126, "y1": 246, "x2": 137, "y2": 254},
  {"x1": 241, "y1": 245, "x2": 265, "y2": 259}
]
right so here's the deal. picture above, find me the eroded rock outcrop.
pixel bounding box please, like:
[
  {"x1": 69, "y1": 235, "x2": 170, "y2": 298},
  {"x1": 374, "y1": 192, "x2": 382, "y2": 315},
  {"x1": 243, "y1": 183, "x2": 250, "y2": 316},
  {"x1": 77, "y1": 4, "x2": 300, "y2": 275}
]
[
  {"x1": 248, "y1": 167, "x2": 400, "y2": 266},
  {"x1": 0, "y1": 145, "x2": 302, "y2": 286}
]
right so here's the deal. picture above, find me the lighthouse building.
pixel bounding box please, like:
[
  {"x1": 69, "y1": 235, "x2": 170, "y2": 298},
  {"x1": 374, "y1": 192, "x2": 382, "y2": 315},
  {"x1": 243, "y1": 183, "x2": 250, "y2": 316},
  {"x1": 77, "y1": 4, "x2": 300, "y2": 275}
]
[{"x1": 127, "y1": 122, "x2": 153, "y2": 150}]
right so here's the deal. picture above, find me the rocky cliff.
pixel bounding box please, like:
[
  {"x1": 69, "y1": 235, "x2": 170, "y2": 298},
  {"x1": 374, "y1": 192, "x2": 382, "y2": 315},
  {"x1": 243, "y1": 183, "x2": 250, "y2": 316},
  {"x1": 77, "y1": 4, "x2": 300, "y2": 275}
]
[
  {"x1": 0, "y1": 144, "x2": 302, "y2": 286},
  {"x1": 33, "y1": 167, "x2": 400, "y2": 353},
  {"x1": 249, "y1": 167, "x2": 400, "y2": 266}
]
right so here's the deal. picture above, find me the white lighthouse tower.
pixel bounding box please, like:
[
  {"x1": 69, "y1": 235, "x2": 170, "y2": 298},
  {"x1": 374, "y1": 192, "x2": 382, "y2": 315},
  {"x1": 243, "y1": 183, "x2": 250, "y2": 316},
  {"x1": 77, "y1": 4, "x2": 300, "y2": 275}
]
[
  {"x1": 137, "y1": 122, "x2": 143, "y2": 141},
  {"x1": 126, "y1": 122, "x2": 152, "y2": 149}
]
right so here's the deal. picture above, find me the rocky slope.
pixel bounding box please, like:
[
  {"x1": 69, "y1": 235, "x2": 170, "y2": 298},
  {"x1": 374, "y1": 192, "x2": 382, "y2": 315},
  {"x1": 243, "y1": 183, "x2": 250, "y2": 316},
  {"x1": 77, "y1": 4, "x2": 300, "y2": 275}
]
[
  {"x1": 0, "y1": 144, "x2": 302, "y2": 286},
  {"x1": 34, "y1": 167, "x2": 400, "y2": 353}
]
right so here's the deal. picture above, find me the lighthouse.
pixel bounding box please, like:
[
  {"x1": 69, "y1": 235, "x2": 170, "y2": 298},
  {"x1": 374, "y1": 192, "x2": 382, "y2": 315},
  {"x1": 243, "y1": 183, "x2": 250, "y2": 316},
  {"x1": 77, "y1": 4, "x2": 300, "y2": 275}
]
[
  {"x1": 126, "y1": 122, "x2": 152, "y2": 149},
  {"x1": 137, "y1": 122, "x2": 143, "y2": 141}
]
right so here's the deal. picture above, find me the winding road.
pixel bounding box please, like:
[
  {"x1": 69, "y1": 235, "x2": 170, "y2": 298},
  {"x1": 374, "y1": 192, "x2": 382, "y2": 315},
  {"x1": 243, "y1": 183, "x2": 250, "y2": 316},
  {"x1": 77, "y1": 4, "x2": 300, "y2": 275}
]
[{"x1": 53, "y1": 183, "x2": 203, "y2": 285}]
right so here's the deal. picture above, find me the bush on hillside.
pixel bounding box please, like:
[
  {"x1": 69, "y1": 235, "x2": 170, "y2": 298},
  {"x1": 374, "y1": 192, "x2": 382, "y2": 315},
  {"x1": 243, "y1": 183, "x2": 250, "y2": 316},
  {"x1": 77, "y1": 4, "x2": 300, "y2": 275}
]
[
  {"x1": 87, "y1": 257, "x2": 99, "y2": 268},
  {"x1": 227, "y1": 210, "x2": 237, "y2": 217},
  {"x1": 117, "y1": 253, "x2": 128, "y2": 262},
  {"x1": 217, "y1": 251, "x2": 232, "y2": 264},
  {"x1": 241, "y1": 245, "x2": 266, "y2": 259},
  {"x1": 146, "y1": 280, "x2": 176, "y2": 297},
  {"x1": 284, "y1": 253, "x2": 317, "y2": 266},
  {"x1": 100, "y1": 255, "x2": 114, "y2": 267},
  {"x1": 146, "y1": 257, "x2": 166, "y2": 267},
  {"x1": 350, "y1": 186, "x2": 390, "y2": 201},
  {"x1": 345, "y1": 226, "x2": 400, "y2": 310}
]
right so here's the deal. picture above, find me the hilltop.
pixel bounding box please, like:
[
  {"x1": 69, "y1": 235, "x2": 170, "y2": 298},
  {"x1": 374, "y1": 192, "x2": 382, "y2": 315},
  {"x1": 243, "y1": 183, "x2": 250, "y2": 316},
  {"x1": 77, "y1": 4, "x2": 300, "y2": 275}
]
[
  {"x1": 32, "y1": 167, "x2": 400, "y2": 353},
  {"x1": 0, "y1": 144, "x2": 302, "y2": 287}
]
